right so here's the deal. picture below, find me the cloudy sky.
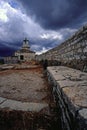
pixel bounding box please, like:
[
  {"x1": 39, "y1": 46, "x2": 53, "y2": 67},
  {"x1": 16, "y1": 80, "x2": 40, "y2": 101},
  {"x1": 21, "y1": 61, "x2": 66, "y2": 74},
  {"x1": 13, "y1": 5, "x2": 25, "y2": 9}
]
[{"x1": 0, "y1": 0, "x2": 87, "y2": 56}]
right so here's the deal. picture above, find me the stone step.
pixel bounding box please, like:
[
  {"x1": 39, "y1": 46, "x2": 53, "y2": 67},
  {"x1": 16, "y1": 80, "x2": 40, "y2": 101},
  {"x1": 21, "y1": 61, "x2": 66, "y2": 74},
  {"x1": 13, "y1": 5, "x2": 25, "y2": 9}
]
[{"x1": 0, "y1": 97, "x2": 48, "y2": 112}]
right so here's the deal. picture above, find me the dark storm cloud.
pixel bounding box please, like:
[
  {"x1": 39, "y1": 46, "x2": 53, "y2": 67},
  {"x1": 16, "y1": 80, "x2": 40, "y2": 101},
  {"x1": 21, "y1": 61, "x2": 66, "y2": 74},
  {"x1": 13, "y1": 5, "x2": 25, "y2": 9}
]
[
  {"x1": 17, "y1": 0, "x2": 87, "y2": 29},
  {"x1": 0, "y1": 42, "x2": 16, "y2": 57},
  {"x1": 0, "y1": 47, "x2": 15, "y2": 57}
]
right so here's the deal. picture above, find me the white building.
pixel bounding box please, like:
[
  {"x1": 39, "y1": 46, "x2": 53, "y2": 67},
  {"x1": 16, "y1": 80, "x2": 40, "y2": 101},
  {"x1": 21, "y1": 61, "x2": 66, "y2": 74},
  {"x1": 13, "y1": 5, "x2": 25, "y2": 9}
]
[{"x1": 15, "y1": 38, "x2": 35, "y2": 61}]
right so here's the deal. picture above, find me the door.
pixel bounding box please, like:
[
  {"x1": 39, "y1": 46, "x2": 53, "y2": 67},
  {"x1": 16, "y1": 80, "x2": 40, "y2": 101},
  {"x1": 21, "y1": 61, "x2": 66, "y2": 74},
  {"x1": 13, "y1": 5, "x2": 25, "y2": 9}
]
[{"x1": 20, "y1": 55, "x2": 24, "y2": 60}]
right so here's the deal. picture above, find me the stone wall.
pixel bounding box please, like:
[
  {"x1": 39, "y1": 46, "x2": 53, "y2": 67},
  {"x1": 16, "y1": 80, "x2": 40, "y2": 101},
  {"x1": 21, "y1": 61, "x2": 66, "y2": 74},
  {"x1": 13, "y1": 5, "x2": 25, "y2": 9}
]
[
  {"x1": 4, "y1": 56, "x2": 18, "y2": 64},
  {"x1": 37, "y1": 24, "x2": 87, "y2": 69},
  {"x1": 47, "y1": 66, "x2": 87, "y2": 130}
]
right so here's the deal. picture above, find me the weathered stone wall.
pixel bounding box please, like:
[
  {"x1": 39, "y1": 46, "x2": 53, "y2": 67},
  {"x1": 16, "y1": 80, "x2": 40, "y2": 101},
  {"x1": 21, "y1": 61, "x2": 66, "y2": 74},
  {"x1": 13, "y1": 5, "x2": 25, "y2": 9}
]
[
  {"x1": 37, "y1": 24, "x2": 87, "y2": 69},
  {"x1": 47, "y1": 66, "x2": 87, "y2": 130},
  {"x1": 4, "y1": 56, "x2": 18, "y2": 64}
]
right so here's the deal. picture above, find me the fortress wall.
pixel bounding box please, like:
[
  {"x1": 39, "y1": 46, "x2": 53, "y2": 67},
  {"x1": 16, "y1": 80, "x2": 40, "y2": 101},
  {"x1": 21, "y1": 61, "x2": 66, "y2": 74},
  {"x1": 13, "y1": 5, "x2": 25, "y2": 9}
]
[{"x1": 37, "y1": 24, "x2": 87, "y2": 67}]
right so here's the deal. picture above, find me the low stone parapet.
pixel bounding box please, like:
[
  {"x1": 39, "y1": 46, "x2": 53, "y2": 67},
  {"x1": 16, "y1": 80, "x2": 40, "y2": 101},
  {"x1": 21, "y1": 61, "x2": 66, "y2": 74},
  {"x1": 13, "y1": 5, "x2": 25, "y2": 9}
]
[
  {"x1": 47, "y1": 66, "x2": 87, "y2": 130},
  {"x1": 0, "y1": 64, "x2": 14, "y2": 70}
]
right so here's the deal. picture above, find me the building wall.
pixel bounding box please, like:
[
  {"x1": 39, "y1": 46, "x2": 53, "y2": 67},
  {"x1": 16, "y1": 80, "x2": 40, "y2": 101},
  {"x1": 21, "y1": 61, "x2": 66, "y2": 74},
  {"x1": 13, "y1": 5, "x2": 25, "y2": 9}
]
[
  {"x1": 15, "y1": 52, "x2": 35, "y2": 61},
  {"x1": 37, "y1": 24, "x2": 87, "y2": 64},
  {"x1": 4, "y1": 56, "x2": 18, "y2": 64}
]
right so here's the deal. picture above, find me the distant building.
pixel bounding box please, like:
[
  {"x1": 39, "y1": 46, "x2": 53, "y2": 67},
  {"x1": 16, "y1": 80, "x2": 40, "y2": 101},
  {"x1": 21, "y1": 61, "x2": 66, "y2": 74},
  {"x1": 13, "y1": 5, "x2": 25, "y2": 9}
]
[{"x1": 15, "y1": 38, "x2": 35, "y2": 61}]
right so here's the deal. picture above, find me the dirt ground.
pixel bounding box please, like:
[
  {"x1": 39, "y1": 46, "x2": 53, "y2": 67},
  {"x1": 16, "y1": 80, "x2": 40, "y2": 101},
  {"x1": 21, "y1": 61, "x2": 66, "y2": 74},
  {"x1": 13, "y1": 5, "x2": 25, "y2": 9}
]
[
  {"x1": 0, "y1": 65, "x2": 51, "y2": 103},
  {"x1": 0, "y1": 64, "x2": 61, "y2": 130}
]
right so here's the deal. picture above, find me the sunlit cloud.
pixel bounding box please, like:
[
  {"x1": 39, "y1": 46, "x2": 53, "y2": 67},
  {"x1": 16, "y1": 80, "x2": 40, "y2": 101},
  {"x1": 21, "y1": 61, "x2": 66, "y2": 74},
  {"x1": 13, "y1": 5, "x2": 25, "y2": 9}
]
[
  {"x1": 36, "y1": 47, "x2": 51, "y2": 55},
  {"x1": 0, "y1": 9, "x2": 8, "y2": 22},
  {"x1": 40, "y1": 32, "x2": 63, "y2": 40}
]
